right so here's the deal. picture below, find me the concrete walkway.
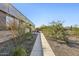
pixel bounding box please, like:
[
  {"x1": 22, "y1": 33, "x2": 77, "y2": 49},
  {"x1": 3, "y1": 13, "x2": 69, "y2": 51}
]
[
  {"x1": 30, "y1": 32, "x2": 55, "y2": 56},
  {"x1": 40, "y1": 32, "x2": 55, "y2": 56},
  {"x1": 30, "y1": 33, "x2": 43, "y2": 56}
]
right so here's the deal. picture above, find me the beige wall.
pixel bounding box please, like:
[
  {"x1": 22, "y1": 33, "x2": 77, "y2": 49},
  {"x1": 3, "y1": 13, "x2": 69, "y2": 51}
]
[
  {"x1": 0, "y1": 11, "x2": 6, "y2": 30},
  {"x1": 0, "y1": 3, "x2": 35, "y2": 31}
]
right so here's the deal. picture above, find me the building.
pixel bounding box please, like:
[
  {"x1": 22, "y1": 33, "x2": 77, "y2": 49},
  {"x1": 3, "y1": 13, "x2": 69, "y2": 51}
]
[{"x1": 0, "y1": 3, "x2": 35, "y2": 32}]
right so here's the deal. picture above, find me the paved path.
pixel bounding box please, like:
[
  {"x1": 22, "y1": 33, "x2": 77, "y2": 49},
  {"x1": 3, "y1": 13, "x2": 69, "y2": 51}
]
[
  {"x1": 31, "y1": 32, "x2": 55, "y2": 56},
  {"x1": 40, "y1": 32, "x2": 55, "y2": 56},
  {"x1": 30, "y1": 33, "x2": 43, "y2": 56}
]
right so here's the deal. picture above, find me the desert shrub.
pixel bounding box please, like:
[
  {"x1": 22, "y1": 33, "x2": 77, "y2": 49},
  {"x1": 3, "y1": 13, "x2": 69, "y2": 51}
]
[
  {"x1": 6, "y1": 18, "x2": 34, "y2": 56},
  {"x1": 12, "y1": 47, "x2": 27, "y2": 56},
  {"x1": 25, "y1": 32, "x2": 33, "y2": 40},
  {"x1": 50, "y1": 21, "x2": 67, "y2": 41},
  {"x1": 40, "y1": 25, "x2": 52, "y2": 38},
  {"x1": 40, "y1": 21, "x2": 69, "y2": 43}
]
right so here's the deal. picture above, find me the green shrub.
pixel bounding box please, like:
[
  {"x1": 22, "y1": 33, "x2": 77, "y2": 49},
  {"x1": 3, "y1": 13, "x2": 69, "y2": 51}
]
[
  {"x1": 12, "y1": 47, "x2": 27, "y2": 56},
  {"x1": 25, "y1": 32, "x2": 33, "y2": 40},
  {"x1": 40, "y1": 21, "x2": 69, "y2": 43}
]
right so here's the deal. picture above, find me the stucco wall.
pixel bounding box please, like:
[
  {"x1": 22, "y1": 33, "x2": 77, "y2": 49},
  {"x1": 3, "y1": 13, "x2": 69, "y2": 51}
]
[{"x1": 0, "y1": 11, "x2": 6, "y2": 30}]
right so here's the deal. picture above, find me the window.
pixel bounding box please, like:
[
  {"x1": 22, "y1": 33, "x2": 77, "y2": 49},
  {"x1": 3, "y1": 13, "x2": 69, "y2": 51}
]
[{"x1": 6, "y1": 16, "x2": 19, "y2": 30}]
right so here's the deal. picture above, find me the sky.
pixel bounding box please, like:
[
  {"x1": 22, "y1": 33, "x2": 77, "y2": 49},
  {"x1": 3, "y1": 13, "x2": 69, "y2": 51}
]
[{"x1": 13, "y1": 3, "x2": 79, "y2": 27}]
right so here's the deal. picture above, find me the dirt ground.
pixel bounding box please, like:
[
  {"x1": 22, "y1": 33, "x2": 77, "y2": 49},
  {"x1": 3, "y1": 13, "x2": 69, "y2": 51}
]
[{"x1": 46, "y1": 36, "x2": 79, "y2": 56}]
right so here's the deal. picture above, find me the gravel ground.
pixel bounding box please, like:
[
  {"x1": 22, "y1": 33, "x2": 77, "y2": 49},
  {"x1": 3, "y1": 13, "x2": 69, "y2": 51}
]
[{"x1": 46, "y1": 37, "x2": 79, "y2": 56}]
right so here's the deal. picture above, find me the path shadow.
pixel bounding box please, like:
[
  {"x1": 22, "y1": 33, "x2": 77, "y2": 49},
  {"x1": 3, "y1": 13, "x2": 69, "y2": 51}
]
[{"x1": 66, "y1": 40, "x2": 79, "y2": 48}]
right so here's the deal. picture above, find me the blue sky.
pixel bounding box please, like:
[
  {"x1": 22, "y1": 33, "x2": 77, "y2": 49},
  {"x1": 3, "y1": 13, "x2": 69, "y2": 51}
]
[{"x1": 13, "y1": 3, "x2": 79, "y2": 27}]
